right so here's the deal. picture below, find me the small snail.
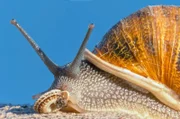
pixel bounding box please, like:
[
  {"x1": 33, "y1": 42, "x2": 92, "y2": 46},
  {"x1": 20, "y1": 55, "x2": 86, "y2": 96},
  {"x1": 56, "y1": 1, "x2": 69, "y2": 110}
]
[{"x1": 11, "y1": 5, "x2": 180, "y2": 119}]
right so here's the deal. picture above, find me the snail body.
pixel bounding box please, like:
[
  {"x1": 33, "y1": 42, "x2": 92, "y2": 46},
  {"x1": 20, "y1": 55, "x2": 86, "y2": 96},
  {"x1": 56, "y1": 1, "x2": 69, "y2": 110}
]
[{"x1": 11, "y1": 5, "x2": 180, "y2": 119}]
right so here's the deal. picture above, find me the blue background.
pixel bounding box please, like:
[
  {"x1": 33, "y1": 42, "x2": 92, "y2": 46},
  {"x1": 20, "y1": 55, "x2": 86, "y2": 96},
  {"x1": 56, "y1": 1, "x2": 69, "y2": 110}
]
[{"x1": 0, "y1": 0, "x2": 179, "y2": 104}]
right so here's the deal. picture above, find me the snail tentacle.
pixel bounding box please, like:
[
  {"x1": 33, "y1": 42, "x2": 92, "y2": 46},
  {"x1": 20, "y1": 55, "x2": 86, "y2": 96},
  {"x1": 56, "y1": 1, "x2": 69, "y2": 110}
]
[
  {"x1": 11, "y1": 19, "x2": 60, "y2": 76},
  {"x1": 68, "y1": 24, "x2": 94, "y2": 77}
]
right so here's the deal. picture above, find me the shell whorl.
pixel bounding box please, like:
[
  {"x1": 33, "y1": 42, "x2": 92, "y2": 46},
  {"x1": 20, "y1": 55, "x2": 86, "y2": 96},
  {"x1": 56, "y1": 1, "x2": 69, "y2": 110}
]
[
  {"x1": 34, "y1": 89, "x2": 64, "y2": 113},
  {"x1": 94, "y1": 5, "x2": 180, "y2": 94}
]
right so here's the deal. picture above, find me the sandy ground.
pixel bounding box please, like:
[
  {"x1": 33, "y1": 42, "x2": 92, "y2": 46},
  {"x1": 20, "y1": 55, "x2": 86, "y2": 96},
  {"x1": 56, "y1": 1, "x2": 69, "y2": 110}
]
[{"x1": 0, "y1": 104, "x2": 142, "y2": 119}]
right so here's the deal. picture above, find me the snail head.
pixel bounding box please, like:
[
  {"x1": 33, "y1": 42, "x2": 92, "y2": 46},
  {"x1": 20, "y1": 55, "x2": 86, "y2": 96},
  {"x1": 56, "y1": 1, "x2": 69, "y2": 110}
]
[{"x1": 11, "y1": 19, "x2": 94, "y2": 99}]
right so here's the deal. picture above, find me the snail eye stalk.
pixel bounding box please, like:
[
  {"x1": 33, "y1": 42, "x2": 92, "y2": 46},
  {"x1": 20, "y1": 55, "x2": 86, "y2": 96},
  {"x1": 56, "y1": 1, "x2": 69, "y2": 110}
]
[
  {"x1": 11, "y1": 19, "x2": 60, "y2": 76},
  {"x1": 11, "y1": 19, "x2": 94, "y2": 77},
  {"x1": 67, "y1": 24, "x2": 94, "y2": 77}
]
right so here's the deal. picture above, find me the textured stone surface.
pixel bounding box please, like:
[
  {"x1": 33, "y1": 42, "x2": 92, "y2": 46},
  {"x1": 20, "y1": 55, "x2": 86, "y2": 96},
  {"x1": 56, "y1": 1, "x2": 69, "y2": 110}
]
[{"x1": 0, "y1": 104, "x2": 141, "y2": 119}]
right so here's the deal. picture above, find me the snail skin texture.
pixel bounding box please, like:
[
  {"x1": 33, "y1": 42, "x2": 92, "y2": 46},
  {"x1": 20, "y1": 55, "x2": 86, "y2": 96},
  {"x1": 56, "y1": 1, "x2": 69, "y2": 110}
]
[{"x1": 11, "y1": 5, "x2": 180, "y2": 119}]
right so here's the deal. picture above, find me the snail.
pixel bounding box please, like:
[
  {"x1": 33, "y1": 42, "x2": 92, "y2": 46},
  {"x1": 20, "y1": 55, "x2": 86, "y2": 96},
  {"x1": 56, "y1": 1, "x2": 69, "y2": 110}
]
[{"x1": 11, "y1": 5, "x2": 180, "y2": 119}]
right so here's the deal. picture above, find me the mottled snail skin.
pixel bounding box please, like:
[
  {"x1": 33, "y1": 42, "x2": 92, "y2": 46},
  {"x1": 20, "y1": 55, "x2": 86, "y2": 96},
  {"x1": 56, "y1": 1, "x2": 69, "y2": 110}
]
[
  {"x1": 49, "y1": 61, "x2": 180, "y2": 118},
  {"x1": 94, "y1": 5, "x2": 180, "y2": 94},
  {"x1": 11, "y1": 5, "x2": 180, "y2": 119}
]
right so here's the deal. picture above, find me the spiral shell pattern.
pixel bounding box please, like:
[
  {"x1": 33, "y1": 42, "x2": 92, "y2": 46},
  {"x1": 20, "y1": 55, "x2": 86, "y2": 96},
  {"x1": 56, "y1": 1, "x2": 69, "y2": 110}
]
[{"x1": 94, "y1": 6, "x2": 180, "y2": 94}]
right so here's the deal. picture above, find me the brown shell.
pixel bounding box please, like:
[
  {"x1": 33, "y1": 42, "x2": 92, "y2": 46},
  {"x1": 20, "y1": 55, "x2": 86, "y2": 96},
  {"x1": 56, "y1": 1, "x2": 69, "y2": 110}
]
[{"x1": 94, "y1": 5, "x2": 180, "y2": 94}]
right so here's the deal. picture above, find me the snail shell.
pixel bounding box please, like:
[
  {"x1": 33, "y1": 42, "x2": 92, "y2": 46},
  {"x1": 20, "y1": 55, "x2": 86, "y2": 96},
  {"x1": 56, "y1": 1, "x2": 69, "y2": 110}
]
[
  {"x1": 94, "y1": 5, "x2": 180, "y2": 94},
  {"x1": 11, "y1": 5, "x2": 180, "y2": 118},
  {"x1": 33, "y1": 89, "x2": 63, "y2": 113}
]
